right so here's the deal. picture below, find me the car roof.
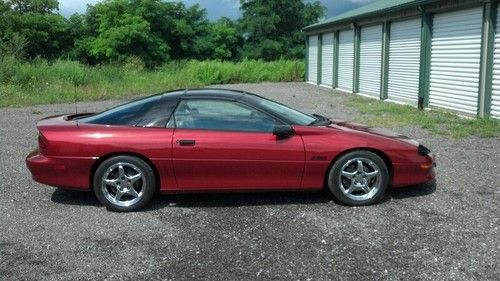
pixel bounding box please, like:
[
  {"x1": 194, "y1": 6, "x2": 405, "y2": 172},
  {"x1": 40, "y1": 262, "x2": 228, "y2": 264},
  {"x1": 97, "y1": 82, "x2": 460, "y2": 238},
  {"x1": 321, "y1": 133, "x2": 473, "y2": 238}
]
[
  {"x1": 161, "y1": 88, "x2": 263, "y2": 102},
  {"x1": 182, "y1": 88, "x2": 247, "y2": 100}
]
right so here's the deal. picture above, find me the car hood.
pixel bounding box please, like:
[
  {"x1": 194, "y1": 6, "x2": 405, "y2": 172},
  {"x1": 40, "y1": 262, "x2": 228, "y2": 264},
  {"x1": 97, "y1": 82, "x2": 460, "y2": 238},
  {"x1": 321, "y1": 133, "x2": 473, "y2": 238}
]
[{"x1": 327, "y1": 119, "x2": 419, "y2": 146}]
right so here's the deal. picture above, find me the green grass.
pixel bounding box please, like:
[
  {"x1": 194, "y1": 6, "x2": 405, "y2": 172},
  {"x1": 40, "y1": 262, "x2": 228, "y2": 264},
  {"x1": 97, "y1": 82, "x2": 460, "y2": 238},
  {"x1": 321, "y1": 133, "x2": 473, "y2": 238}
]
[
  {"x1": 0, "y1": 58, "x2": 304, "y2": 107},
  {"x1": 345, "y1": 95, "x2": 500, "y2": 138}
]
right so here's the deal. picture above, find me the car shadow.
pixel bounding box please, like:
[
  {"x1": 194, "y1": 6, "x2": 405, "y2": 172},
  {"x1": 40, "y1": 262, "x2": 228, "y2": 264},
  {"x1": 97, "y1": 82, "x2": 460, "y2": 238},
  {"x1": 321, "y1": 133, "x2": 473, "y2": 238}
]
[
  {"x1": 50, "y1": 188, "x2": 334, "y2": 210},
  {"x1": 145, "y1": 190, "x2": 334, "y2": 210},
  {"x1": 388, "y1": 179, "x2": 437, "y2": 200},
  {"x1": 50, "y1": 188, "x2": 100, "y2": 207},
  {"x1": 50, "y1": 180, "x2": 436, "y2": 210}
]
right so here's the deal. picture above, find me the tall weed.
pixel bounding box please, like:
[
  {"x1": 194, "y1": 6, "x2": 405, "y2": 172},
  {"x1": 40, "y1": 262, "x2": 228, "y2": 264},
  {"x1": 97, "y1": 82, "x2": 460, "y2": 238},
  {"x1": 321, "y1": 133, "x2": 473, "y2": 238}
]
[{"x1": 0, "y1": 59, "x2": 305, "y2": 107}]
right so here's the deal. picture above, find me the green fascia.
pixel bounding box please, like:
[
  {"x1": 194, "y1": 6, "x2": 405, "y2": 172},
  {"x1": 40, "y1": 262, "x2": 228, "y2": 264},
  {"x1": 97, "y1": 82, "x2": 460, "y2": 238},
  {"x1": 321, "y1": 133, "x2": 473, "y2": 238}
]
[
  {"x1": 418, "y1": 12, "x2": 433, "y2": 109},
  {"x1": 305, "y1": 0, "x2": 434, "y2": 32},
  {"x1": 354, "y1": 27, "x2": 361, "y2": 93},
  {"x1": 381, "y1": 21, "x2": 390, "y2": 100},
  {"x1": 305, "y1": 35, "x2": 309, "y2": 81},
  {"x1": 317, "y1": 34, "x2": 323, "y2": 85},
  {"x1": 333, "y1": 31, "x2": 339, "y2": 88},
  {"x1": 479, "y1": 1, "x2": 497, "y2": 118}
]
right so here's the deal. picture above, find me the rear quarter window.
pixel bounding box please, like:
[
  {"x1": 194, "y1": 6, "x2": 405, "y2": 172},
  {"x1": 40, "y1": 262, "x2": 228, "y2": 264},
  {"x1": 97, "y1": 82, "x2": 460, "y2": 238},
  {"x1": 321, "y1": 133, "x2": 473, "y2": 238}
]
[{"x1": 79, "y1": 94, "x2": 178, "y2": 127}]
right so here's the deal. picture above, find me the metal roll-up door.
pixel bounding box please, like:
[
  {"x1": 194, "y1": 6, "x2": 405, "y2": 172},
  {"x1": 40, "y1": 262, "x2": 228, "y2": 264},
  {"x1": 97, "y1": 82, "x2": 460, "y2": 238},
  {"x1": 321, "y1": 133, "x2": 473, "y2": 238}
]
[
  {"x1": 359, "y1": 24, "x2": 383, "y2": 97},
  {"x1": 338, "y1": 30, "x2": 355, "y2": 91},
  {"x1": 388, "y1": 18, "x2": 422, "y2": 105},
  {"x1": 491, "y1": 5, "x2": 500, "y2": 118},
  {"x1": 308, "y1": 35, "x2": 318, "y2": 83},
  {"x1": 321, "y1": 33, "x2": 334, "y2": 86},
  {"x1": 429, "y1": 7, "x2": 483, "y2": 115}
]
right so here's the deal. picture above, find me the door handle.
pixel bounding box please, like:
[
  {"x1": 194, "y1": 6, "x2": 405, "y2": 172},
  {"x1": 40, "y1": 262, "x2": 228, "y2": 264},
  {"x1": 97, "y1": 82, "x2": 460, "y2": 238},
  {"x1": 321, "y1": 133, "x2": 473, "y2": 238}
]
[{"x1": 177, "y1": 139, "x2": 196, "y2": 146}]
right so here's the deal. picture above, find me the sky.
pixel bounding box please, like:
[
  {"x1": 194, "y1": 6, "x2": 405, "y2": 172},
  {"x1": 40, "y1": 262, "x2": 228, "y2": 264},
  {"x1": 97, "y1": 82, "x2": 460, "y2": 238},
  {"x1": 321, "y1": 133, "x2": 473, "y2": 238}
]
[{"x1": 58, "y1": 0, "x2": 376, "y2": 20}]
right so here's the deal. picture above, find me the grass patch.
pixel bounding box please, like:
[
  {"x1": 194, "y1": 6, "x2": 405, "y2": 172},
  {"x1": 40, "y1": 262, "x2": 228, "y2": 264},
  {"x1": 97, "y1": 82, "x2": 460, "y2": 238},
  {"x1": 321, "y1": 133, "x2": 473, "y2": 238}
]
[
  {"x1": 346, "y1": 95, "x2": 500, "y2": 138},
  {"x1": 0, "y1": 58, "x2": 304, "y2": 107}
]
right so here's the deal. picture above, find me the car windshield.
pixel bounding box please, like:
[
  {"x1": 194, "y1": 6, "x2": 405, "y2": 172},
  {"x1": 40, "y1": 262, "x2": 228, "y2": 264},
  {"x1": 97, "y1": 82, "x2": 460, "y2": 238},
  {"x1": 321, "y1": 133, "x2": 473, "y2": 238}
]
[{"x1": 251, "y1": 96, "x2": 317, "y2": 125}]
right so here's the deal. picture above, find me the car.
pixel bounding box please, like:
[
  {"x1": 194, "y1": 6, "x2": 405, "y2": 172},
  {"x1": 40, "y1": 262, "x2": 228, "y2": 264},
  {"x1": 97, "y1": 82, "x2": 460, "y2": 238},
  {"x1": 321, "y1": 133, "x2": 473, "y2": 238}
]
[{"x1": 26, "y1": 88, "x2": 435, "y2": 212}]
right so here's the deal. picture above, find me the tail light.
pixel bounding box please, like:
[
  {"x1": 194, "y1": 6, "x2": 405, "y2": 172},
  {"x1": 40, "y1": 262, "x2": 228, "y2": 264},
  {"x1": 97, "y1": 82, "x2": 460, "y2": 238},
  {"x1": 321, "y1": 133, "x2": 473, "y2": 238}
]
[{"x1": 38, "y1": 133, "x2": 48, "y2": 150}]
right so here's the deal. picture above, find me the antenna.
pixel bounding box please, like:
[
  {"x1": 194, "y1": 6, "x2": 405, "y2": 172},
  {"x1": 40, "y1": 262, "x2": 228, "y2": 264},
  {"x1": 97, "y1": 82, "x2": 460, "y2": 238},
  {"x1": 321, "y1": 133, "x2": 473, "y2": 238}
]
[
  {"x1": 73, "y1": 81, "x2": 78, "y2": 115},
  {"x1": 72, "y1": 63, "x2": 79, "y2": 115},
  {"x1": 71, "y1": 62, "x2": 86, "y2": 115},
  {"x1": 71, "y1": 62, "x2": 87, "y2": 129}
]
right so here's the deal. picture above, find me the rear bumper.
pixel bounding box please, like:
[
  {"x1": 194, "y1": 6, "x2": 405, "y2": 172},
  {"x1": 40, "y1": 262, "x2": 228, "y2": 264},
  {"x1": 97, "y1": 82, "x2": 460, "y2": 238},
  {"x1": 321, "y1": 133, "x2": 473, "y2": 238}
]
[{"x1": 26, "y1": 149, "x2": 94, "y2": 191}]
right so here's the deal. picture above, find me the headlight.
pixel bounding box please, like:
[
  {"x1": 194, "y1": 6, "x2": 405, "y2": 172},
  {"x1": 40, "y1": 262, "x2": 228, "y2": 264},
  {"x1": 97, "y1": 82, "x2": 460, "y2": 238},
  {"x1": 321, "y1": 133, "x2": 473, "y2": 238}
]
[{"x1": 418, "y1": 144, "x2": 431, "y2": 156}]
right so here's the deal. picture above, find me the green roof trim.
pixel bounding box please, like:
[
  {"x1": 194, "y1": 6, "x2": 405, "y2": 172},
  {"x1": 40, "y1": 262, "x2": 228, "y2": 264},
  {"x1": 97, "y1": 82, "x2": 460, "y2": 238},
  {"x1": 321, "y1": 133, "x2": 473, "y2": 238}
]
[{"x1": 304, "y1": 0, "x2": 437, "y2": 31}]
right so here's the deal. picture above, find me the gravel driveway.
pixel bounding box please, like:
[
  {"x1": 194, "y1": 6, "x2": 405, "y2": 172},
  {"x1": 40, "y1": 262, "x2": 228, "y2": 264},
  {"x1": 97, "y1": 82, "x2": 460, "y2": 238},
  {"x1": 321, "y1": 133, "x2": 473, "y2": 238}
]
[{"x1": 1, "y1": 82, "x2": 499, "y2": 280}]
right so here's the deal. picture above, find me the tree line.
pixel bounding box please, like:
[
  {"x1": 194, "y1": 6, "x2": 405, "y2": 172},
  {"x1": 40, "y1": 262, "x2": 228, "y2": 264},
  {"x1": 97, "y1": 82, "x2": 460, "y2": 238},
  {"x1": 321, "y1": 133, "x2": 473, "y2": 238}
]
[{"x1": 0, "y1": 0, "x2": 325, "y2": 67}]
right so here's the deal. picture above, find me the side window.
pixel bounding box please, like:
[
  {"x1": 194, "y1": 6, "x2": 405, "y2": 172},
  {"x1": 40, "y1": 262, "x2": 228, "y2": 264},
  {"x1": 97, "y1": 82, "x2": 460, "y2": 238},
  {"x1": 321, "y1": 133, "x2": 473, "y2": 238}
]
[
  {"x1": 136, "y1": 96, "x2": 179, "y2": 127},
  {"x1": 173, "y1": 99, "x2": 277, "y2": 132}
]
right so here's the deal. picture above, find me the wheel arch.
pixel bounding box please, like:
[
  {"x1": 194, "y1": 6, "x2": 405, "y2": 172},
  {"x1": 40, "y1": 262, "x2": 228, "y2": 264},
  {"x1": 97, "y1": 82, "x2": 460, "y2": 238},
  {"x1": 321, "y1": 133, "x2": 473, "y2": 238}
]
[
  {"x1": 90, "y1": 152, "x2": 161, "y2": 192},
  {"x1": 324, "y1": 147, "x2": 394, "y2": 188}
]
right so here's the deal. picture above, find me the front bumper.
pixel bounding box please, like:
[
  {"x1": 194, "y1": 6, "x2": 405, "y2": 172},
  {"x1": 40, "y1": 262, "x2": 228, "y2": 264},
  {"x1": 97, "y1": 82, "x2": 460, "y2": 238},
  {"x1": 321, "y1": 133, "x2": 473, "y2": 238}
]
[{"x1": 392, "y1": 151, "x2": 436, "y2": 188}]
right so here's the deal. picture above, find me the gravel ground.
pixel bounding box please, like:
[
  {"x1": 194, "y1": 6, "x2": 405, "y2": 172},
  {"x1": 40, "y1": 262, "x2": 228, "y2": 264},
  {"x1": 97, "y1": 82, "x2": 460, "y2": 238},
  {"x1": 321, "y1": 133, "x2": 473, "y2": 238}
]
[{"x1": 1, "y1": 82, "x2": 499, "y2": 280}]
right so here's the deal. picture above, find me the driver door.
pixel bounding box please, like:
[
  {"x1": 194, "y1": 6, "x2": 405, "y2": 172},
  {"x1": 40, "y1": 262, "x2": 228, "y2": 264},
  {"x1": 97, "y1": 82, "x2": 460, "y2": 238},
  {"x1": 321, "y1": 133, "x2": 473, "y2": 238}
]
[{"x1": 171, "y1": 98, "x2": 305, "y2": 190}]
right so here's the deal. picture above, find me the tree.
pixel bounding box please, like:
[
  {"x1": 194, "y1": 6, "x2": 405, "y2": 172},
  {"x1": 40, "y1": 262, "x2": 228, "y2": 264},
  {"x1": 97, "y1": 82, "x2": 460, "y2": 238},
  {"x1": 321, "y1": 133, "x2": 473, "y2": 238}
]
[
  {"x1": 7, "y1": 0, "x2": 58, "y2": 14},
  {"x1": 168, "y1": 3, "x2": 210, "y2": 59},
  {"x1": 210, "y1": 18, "x2": 241, "y2": 60},
  {"x1": 0, "y1": 0, "x2": 71, "y2": 59},
  {"x1": 0, "y1": 32, "x2": 26, "y2": 59},
  {"x1": 63, "y1": 13, "x2": 89, "y2": 61},
  {"x1": 195, "y1": 17, "x2": 242, "y2": 60},
  {"x1": 0, "y1": 0, "x2": 323, "y2": 64},
  {"x1": 238, "y1": 0, "x2": 325, "y2": 60},
  {"x1": 80, "y1": 0, "x2": 213, "y2": 66},
  {"x1": 85, "y1": 0, "x2": 169, "y2": 66}
]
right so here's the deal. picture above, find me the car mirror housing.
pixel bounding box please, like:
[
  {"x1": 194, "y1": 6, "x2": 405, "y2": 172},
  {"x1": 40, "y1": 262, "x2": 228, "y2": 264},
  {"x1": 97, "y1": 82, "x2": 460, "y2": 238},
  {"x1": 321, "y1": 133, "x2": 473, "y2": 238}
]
[{"x1": 273, "y1": 125, "x2": 294, "y2": 138}]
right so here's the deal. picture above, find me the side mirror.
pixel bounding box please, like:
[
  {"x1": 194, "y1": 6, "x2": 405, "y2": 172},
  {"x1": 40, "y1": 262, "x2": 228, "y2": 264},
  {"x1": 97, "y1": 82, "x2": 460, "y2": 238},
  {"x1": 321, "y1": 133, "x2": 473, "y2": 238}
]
[{"x1": 273, "y1": 125, "x2": 294, "y2": 138}]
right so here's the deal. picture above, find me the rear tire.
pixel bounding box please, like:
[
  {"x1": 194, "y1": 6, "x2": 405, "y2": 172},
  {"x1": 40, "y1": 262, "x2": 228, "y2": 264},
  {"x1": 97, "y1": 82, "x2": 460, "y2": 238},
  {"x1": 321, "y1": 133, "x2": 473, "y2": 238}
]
[
  {"x1": 93, "y1": 155, "x2": 156, "y2": 212},
  {"x1": 327, "y1": 150, "x2": 388, "y2": 206}
]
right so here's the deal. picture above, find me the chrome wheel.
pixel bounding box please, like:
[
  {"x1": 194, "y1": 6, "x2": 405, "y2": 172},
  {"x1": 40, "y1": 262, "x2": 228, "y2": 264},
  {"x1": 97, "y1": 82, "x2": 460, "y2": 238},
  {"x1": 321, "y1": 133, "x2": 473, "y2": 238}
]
[
  {"x1": 338, "y1": 157, "x2": 381, "y2": 201},
  {"x1": 101, "y1": 162, "x2": 146, "y2": 207}
]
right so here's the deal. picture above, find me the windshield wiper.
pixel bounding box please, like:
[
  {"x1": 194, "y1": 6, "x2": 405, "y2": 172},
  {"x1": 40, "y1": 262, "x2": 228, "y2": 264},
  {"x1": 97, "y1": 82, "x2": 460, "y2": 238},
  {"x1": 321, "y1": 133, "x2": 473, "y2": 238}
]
[{"x1": 308, "y1": 114, "x2": 332, "y2": 126}]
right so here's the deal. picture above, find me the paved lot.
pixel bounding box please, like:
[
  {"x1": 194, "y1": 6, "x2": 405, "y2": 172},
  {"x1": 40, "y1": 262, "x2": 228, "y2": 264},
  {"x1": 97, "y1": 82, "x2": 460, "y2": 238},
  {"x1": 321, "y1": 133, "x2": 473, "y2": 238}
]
[{"x1": 1, "y1": 82, "x2": 499, "y2": 280}]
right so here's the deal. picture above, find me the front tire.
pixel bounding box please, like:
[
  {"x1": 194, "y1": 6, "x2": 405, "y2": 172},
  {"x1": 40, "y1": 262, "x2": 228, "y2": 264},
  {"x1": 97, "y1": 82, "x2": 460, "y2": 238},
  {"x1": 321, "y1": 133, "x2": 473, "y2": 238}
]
[
  {"x1": 93, "y1": 155, "x2": 156, "y2": 212},
  {"x1": 327, "y1": 150, "x2": 389, "y2": 206}
]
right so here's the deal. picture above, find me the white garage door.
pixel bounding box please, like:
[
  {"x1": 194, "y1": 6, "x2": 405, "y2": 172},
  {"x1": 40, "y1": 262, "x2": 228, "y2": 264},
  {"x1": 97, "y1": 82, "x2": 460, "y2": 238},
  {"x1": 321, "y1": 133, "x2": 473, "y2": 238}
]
[
  {"x1": 359, "y1": 25, "x2": 383, "y2": 97},
  {"x1": 491, "y1": 5, "x2": 500, "y2": 118},
  {"x1": 429, "y1": 7, "x2": 483, "y2": 115},
  {"x1": 338, "y1": 29, "x2": 355, "y2": 91},
  {"x1": 388, "y1": 18, "x2": 422, "y2": 105},
  {"x1": 321, "y1": 33, "x2": 334, "y2": 86},
  {"x1": 308, "y1": 35, "x2": 318, "y2": 83}
]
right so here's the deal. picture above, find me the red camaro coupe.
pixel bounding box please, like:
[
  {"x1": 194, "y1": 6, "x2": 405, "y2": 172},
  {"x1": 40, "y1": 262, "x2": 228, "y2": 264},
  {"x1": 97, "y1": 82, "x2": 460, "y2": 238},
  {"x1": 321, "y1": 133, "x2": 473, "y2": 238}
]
[{"x1": 26, "y1": 89, "x2": 435, "y2": 211}]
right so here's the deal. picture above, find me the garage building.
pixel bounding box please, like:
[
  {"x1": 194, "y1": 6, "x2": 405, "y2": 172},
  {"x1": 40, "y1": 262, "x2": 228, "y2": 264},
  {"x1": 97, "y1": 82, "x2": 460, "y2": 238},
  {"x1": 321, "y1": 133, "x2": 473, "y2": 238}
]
[{"x1": 304, "y1": 0, "x2": 500, "y2": 118}]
